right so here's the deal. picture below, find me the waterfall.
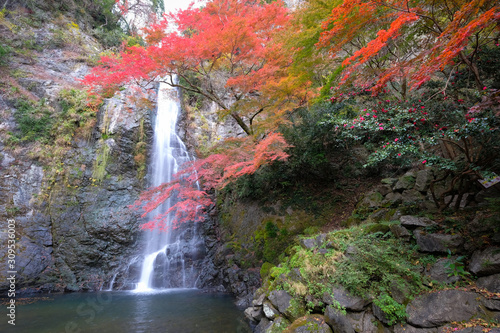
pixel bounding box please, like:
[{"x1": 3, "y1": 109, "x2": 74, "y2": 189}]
[{"x1": 134, "y1": 80, "x2": 205, "y2": 292}]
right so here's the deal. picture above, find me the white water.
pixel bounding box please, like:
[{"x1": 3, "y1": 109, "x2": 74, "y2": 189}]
[{"x1": 134, "y1": 80, "x2": 204, "y2": 292}]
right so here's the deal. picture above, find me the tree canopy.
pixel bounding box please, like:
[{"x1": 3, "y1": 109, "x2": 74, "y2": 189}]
[{"x1": 84, "y1": 0, "x2": 500, "y2": 228}]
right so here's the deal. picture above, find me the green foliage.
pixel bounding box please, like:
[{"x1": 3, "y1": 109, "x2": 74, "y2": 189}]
[
  {"x1": 444, "y1": 249, "x2": 470, "y2": 279},
  {"x1": 267, "y1": 225, "x2": 434, "y2": 325},
  {"x1": 254, "y1": 221, "x2": 290, "y2": 263},
  {"x1": 55, "y1": 88, "x2": 97, "y2": 144},
  {"x1": 373, "y1": 293, "x2": 406, "y2": 325},
  {"x1": 260, "y1": 262, "x2": 275, "y2": 279},
  {"x1": 13, "y1": 99, "x2": 52, "y2": 142},
  {"x1": 0, "y1": 43, "x2": 10, "y2": 65}
]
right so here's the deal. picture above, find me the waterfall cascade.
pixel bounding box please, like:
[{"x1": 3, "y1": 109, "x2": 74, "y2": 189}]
[{"x1": 134, "y1": 81, "x2": 206, "y2": 292}]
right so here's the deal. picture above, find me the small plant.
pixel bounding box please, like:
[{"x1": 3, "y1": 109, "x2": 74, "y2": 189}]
[
  {"x1": 373, "y1": 293, "x2": 407, "y2": 325},
  {"x1": 444, "y1": 249, "x2": 470, "y2": 279}
]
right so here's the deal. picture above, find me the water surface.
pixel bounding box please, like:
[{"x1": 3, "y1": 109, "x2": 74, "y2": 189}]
[{"x1": 0, "y1": 289, "x2": 252, "y2": 333}]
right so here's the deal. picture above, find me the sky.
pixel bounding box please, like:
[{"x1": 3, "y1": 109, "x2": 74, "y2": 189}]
[{"x1": 162, "y1": 0, "x2": 203, "y2": 13}]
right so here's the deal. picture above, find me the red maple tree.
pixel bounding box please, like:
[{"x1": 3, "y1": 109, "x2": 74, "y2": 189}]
[
  {"x1": 316, "y1": 0, "x2": 499, "y2": 96},
  {"x1": 84, "y1": 0, "x2": 304, "y2": 229}
]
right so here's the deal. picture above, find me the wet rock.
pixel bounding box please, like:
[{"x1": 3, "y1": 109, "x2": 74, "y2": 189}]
[
  {"x1": 407, "y1": 290, "x2": 483, "y2": 327},
  {"x1": 469, "y1": 247, "x2": 500, "y2": 276},
  {"x1": 324, "y1": 306, "x2": 355, "y2": 333},
  {"x1": 414, "y1": 230, "x2": 463, "y2": 253},
  {"x1": 244, "y1": 306, "x2": 264, "y2": 322},
  {"x1": 476, "y1": 273, "x2": 500, "y2": 293}
]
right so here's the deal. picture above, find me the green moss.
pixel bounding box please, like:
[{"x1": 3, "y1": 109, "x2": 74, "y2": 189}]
[
  {"x1": 260, "y1": 262, "x2": 275, "y2": 279},
  {"x1": 92, "y1": 141, "x2": 110, "y2": 181}
]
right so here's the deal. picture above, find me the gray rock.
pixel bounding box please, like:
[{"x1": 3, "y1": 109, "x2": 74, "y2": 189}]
[
  {"x1": 263, "y1": 301, "x2": 280, "y2": 320},
  {"x1": 400, "y1": 215, "x2": 436, "y2": 228},
  {"x1": 244, "y1": 306, "x2": 264, "y2": 322},
  {"x1": 253, "y1": 292, "x2": 266, "y2": 306},
  {"x1": 384, "y1": 192, "x2": 403, "y2": 206},
  {"x1": 407, "y1": 290, "x2": 483, "y2": 327},
  {"x1": 390, "y1": 224, "x2": 411, "y2": 239},
  {"x1": 381, "y1": 178, "x2": 398, "y2": 187},
  {"x1": 372, "y1": 303, "x2": 391, "y2": 325},
  {"x1": 415, "y1": 169, "x2": 433, "y2": 192},
  {"x1": 268, "y1": 290, "x2": 293, "y2": 314},
  {"x1": 373, "y1": 185, "x2": 392, "y2": 196},
  {"x1": 300, "y1": 237, "x2": 318, "y2": 249},
  {"x1": 395, "y1": 173, "x2": 416, "y2": 191},
  {"x1": 346, "y1": 311, "x2": 386, "y2": 333},
  {"x1": 425, "y1": 258, "x2": 461, "y2": 284},
  {"x1": 481, "y1": 298, "x2": 500, "y2": 311},
  {"x1": 414, "y1": 230, "x2": 463, "y2": 253},
  {"x1": 394, "y1": 325, "x2": 437, "y2": 333},
  {"x1": 322, "y1": 286, "x2": 371, "y2": 311},
  {"x1": 267, "y1": 316, "x2": 291, "y2": 332},
  {"x1": 254, "y1": 318, "x2": 272, "y2": 333},
  {"x1": 476, "y1": 273, "x2": 500, "y2": 293},
  {"x1": 288, "y1": 315, "x2": 332, "y2": 333},
  {"x1": 401, "y1": 189, "x2": 425, "y2": 203},
  {"x1": 324, "y1": 307, "x2": 354, "y2": 333},
  {"x1": 469, "y1": 247, "x2": 500, "y2": 276},
  {"x1": 361, "y1": 191, "x2": 384, "y2": 208}
]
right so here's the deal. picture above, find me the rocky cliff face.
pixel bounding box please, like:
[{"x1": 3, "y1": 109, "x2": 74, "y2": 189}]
[{"x1": 0, "y1": 8, "x2": 154, "y2": 292}]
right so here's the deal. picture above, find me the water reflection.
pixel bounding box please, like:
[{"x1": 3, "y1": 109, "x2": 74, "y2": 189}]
[{"x1": 0, "y1": 290, "x2": 252, "y2": 333}]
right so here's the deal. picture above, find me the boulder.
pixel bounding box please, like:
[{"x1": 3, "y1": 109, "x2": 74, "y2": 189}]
[
  {"x1": 469, "y1": 247, "x2": 500, "y2": 276},
  {"x1": 244, "y1": 306, "x2": 264, "y2": 322},
  {"x1": 400, "y1": 215, "x2": 436, "y2": 228},
  {"x1": 254, "y1": 318, "x2": 272, "y2": 333},
  {"x1": 407, "y1": 290, "x2": 483, "y2": 327},
  {"x1": 424, "y1": 258, "x2": 461, "y2": 284},
  {"x1": 394, "y1": 173, "x2": 416, "y2": 192},
  {"x1": 346, "y1": 311, "x2": 388, "y2": 333},
  {"x1": 476, "y1": 273, "x2": 500, "y2": 293},
  {"x1": 360, "y1": 191, "x2": 385, "y2": 208},
  {"x1": 390, "y1": 224, "x2": 411, "y2": 239},
  {"x1": 324, "y1": 306, "x2": 355, "y2": 333},
  {"x1": 384, "y1": 192, "x2": 403, "y2": 206},
  {"x1": 372, "y1": 303, "x2": 392, "y2": 325},
  {"x1": 481, "y1": 298, "x2": 500, "y2": 311},
  {"x1": 401, "y1": 189, "x2": 425, "y2": 203},
  {"x1": 263, "y1": 301, "x2": 280, "y2": 320},
  {"x1": 414, "y1": 230, "x2": 463, "y2": 253},
  {"x1": 287, "y1": 315, "x2": 332, "y2": 333},
  {"x1": 322, "y1": 286, "x2": 371, "y2": 311},
  {"x1": 268, "y1": 290, "x2": 293, "y2": 314},
  {"x1": 414, "y1": 169, "x2": 433, "y2": 192},
  {"x1": 381, "y1": 178, "x2": 398, "y2": 187},
  {"x1": 394, "y1": 325, "x2": 437, "y2": 333}
]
